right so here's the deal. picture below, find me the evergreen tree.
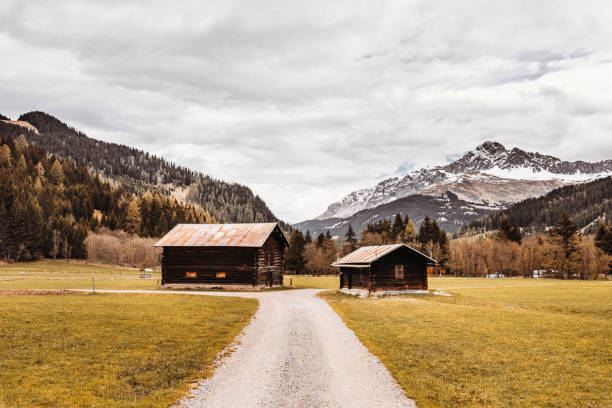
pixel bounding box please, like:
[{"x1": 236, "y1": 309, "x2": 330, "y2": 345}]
[
  {"x1": 304, "y1": 230, "x2": 312, "y2": 244},
  {"x1": 325, "y1": 230, "x2": 332, "y2": 240},
  {"x1": 551, "y1": 212, "x2": 578, "y2": 259},
  {"x1": 595, "y1": 223, "x2": 612, "y2": 255},
  {"x1": 345, "y1": 224, "x2": 357, "y2": 251},
  {"x1": 285, "y1": 230, "x2": 307, "y2": 274},
  {"x1": 392, "y1": 213, "x2": 404, "y2": 240},
  {"x1": 499, "y1": 217, "x2": 522, "y2": 244},
  {"x1": 316, "y1": 232, "x2": 325, "y2": 248}
]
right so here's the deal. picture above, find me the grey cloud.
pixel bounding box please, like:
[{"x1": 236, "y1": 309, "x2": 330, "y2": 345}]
[{"x1": 1, "y1": 0, "x2": 611, "y2": 222}]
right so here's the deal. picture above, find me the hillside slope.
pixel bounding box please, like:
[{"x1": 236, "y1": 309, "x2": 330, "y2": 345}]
[
  {"x1": 461, "y1": 176, "x2": 612, "y2": 234},
  {"x1": 0, "y1": 111, "x2": 282, "y2": 225}
]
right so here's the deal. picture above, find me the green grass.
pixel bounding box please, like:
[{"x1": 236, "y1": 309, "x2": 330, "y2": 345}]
[
  {"x1": 0, "y1": 260, "x2": 161, "y2": 290},
  {"x1": 283, "y1": 274, "x2": 339, "y2": 289},
  {"x1": 322, "y1": 279, "x2": 612, "y2": 408},
  {"x1": 0, "y1": 293, "x2": 257, "y2": 407}
]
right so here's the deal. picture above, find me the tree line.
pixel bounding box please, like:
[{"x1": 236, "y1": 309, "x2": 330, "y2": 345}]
[
  {"x1": 449, "y1": 213, "x2": 612, "y2": 279},
  {"x1": 0, "y1": 135, "x2": 210, "y2": 262},
  {"x1": 285, "y1": 213, "x2": 450, "y2": 274}
]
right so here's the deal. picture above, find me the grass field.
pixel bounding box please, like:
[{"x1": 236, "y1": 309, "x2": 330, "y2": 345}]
[
  {"x1": 0, "y1": 260, "x2": 161, "y2": 290},
  {"x1": 322, "y1": 279, "x2": 612, "y2": 408},
  {"x1": 283, "y1": 274, "x2": 339, "y2": 289},
  {"x1": 0, "y1": 293, "x2": 257, "y2": 407}
]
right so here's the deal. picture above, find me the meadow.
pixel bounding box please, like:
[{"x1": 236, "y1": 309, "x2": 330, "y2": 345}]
[
  {"x1": 0, "y1": 260, "x2": 161, "y2": 290},
  {"x1": 0, "y1": 293, "x2": 257, "y2": 407},
  {"x1": 322, "y1": 278, "x2": 612, "y2": 408},
  {"x1": 283, "y1": 274, "x2": 339, "y2": 289}
]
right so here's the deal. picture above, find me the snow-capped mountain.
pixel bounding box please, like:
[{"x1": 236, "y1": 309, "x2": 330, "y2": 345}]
[{"x1": 316, "y1": 141, "x2": 612, "y2": 220}]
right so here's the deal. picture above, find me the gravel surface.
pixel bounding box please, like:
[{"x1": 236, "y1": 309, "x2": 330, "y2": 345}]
[{"x1": 74, "y1": 289, "x2": 415, "y2": 408}]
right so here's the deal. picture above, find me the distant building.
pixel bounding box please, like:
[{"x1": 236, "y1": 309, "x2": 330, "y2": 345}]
[
  {"x1": 154, "y1": 223, "x2": 289, "y2": 289},
  {"x1": 332, "y1": 244, "x2": 435, "y2": 295}
]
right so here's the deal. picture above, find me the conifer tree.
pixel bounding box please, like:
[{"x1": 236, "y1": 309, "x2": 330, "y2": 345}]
[
  {"x1": 595, "y1": 223, "x2": 612, "y2": 255},
  {"x1": 392, "y1": 213, "x2": 404, "y2": 240},
  {"x1": 305, "y1": 230, "x2": 312, "y2": 244},
  {"x1": 285, "y1": 230, "x2": 307, "y2": 274},
  {"x1": 316, "y1": 232, "x2": 325, "y2": 248},
  {"x1": 48, "y1": 159, "x2": 65, "y2": 185},
  {"x1": 345, "y1": 224, "x2": 357, "y2": 251},
  {"x1": 551, "y1": 212, "x2": 578, "y2": 259}
]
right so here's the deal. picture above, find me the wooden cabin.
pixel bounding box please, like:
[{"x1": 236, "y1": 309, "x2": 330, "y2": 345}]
[
  {"x1": 154, "y1": 223, "x2": 289, "y2": 289},
  {"x1": 332, "y1": 244, "x2": 435, "y2": 294}
]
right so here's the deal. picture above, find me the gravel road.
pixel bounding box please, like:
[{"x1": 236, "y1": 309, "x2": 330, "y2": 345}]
[{"x1": 74, "y1": 289, "x2": 415, "y2": 408}]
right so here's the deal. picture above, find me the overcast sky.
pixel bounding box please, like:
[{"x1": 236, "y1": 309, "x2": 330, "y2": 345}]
[{"x1": 1, "y1": 1, "x2": 611, "y2": 222}]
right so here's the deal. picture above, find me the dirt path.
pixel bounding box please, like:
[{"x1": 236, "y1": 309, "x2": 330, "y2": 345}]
[{"x1": 77, "y1": 289, "x2": 414, "y2": 408}]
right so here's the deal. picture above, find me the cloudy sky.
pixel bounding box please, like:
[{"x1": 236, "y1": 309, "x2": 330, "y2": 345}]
[{"x1": 1, "y1": 1, "x2": 611, "y2": 222}]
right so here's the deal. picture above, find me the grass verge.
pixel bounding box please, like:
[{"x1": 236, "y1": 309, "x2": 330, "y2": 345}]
[
  {"x1": 322, "y1": 280, "x2": 612, "y2": 408},
  {"x1": 0, "y1": 293, "x2": 257, "y2": 407},
  {"x1": 283, "y1": 274, "x2": 339, "y2": 289}
]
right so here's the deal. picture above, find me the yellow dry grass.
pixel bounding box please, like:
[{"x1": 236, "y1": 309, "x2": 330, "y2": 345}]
[
  {"x1": 283, "y1": 274, "x2": 339, "y2": 289},
  {"x1": 0, "y1": 260, "x2": 161, "y2": 290},
  {"x1": 0, "y1": 293, "x2": 257, "y2": 407},
  {"x1": 322, "y1": 279, "x2": 612, "y2": 408}
]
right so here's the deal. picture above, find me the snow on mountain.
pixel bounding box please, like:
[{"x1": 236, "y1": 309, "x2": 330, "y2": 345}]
[{"x1": 315, "y1": 141, "x2": 612, "y2": 220}]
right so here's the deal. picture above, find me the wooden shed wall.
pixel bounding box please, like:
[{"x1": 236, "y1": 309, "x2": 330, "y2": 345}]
[
  {"x1": 162, "y1": 246, "x2": 257, "y2": 285},
  {"x1": 339, "y1": 267, "x2": 370, "y2": 290},
  {"x1": 255, "y1": 232, "x2": 285, "y2": 286},
  {"x1": 371, "y1": 247, "x2": 428, "y2": 291}
]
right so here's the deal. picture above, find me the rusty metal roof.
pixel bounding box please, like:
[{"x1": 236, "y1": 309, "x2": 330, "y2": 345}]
[
  {"x1": 332, "y1": 244, "x2": 436, "y2": 267},
  {"x1": 154, "y1": 223, "x2": 288, "y2": 248}
]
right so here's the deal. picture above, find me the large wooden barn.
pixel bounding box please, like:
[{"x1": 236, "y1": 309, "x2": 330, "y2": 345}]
[
  {"x1": 154, "y1": 223, "x2": 289, "y2": 289},
  {"x1": 332, "y1": 244, "x2": 435, "y2": 295}
]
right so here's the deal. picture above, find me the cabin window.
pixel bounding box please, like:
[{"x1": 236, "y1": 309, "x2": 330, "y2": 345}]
[
  {"x1": 185, "y1": 272, "x2": 197, "y2": 278},
  {"x1": 395, "y1": 265, "x2": 405, "y2": 279},
  {"x1": 216, "y1": 272, "x2": 226, "y2": 278}
]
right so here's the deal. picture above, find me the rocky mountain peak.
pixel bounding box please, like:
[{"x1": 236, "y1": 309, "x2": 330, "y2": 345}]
[{"x1": 311, "y1": 141, "x2": 612, "y2": 221}]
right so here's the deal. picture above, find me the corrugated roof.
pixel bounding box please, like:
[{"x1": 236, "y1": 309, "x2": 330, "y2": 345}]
[
  {"x1": 332, "y1": 244, "x2": 436, "y2": 266},
  {"x1": 154, "y1": 223, "x2": 288, "y2": 248}
]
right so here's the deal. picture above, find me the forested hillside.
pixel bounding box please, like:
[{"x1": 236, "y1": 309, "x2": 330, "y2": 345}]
[
  {"x1": 462, "y1": 177, "x2": 612, "y2": 234},
  {"x1": 0, "y1": 135, "x2": 209, "y2": 261},
  {"x1": 1, "y1": 111, "x2": 282, "y2": 225}
]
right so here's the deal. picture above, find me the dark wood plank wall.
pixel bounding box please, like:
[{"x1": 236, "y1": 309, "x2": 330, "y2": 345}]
[
  {"x1": 339, "y1": 247, "x2": 428, "y2": 291},
  {"x1": 339, "y1": 267, "x2": 371, "y2": 290},
  {"x1": 371, "y1": 247, "x2": 428, "y2": 290},
  {"x1": 162, "y1": 246, "x2": 257, "y2": 285},
  {"x1": 255, "y1": 231, "x2": 284, "y2": 286}
]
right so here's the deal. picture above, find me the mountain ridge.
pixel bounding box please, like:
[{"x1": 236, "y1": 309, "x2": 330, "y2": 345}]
[
  {"x1": 1, "y1": 111, "x2": 287, "y2": 228},
  {"x1": 315, "y1": 141, "x2": 612, "y2": 220}
]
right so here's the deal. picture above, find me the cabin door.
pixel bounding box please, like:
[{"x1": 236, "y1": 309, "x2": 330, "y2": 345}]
[
  {"x1": 347, "y1": 272, "x2": 352, "y2": 289},
  {"x1": 268, "y1": 271, "x2": 272, "y2": 288}
]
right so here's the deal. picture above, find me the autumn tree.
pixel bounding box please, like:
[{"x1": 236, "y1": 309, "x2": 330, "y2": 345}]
[{"x1": 48, "y1": 159, "x2": 65, "y2": 185}]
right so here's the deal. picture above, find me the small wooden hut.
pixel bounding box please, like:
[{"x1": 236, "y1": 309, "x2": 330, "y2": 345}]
[
  {"x1": 154, "y1": 223, "x2": 289, "y2": 289},
  {"x1": 332, "y1": 244, "x2": 435, "y2": 294}
]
